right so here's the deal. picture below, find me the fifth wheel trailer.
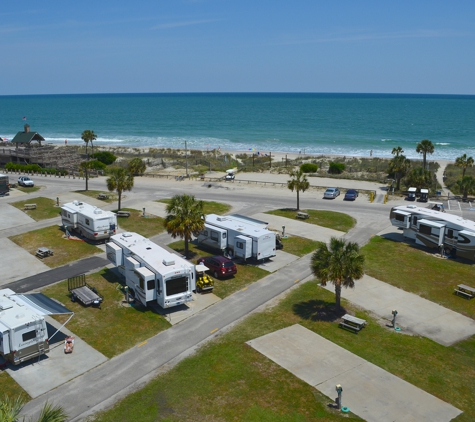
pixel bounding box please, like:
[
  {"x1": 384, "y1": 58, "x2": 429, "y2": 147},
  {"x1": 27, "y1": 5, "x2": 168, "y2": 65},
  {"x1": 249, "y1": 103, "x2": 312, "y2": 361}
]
[
  {"x1": 390, "y1": 204, "x2": 475, "y2": 260},
  {"x1": 106, "y1": 232, "x2": 196, "y2": 309},
  {"x1": 197, "y1": 214, "x2": 276, "y2": 261},
  {"x1": 61, "y1": 200, "x2": 117, "y2": 242}
]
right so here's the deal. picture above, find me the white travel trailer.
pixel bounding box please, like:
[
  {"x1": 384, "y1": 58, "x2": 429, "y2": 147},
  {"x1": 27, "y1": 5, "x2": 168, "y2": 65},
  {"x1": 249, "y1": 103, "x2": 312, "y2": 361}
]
[
  {"x1": 197, "y1": 214, "x2": 276, "y2": 261},
  {"x1": 106, "y1": 232, "x2": 196, "y2": 308},
  {"x1": 390, "y1": 204, "x2": 475, "y2": 260},
  {"x1": 61, "y1": 200, "x2": 117, "y2": 242},
  {"x1": 0, "y1": 289, "x2": 73, "y2": 365}
]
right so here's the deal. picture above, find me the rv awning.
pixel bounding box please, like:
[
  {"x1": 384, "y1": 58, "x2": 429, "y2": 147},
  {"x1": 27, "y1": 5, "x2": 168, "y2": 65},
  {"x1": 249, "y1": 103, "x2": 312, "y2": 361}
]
[
  {"x1": 11, "y1": 293, "x2": 73, "y2": 316},
  {"x1": 394, "y1": 210, "x2": 411, "y2": 217},
  {"x1": 418, "y1": 219, "x2": 445, "y2": 229}
]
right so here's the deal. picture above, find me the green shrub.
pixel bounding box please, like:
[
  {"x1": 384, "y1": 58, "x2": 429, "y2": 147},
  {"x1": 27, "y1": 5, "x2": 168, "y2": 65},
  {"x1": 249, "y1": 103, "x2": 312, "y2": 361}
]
[
  {"x1": 5, "y1": 162, "x2": 67, "y2": 175},
  {"x1": 92, "y1": 151, "x2": 117, "y2": 165},
  {"x1": 128, "y1": 157, "x2": 146, "y2": 176},
  {"x1": 328, "y1": 162, "x2": 346, "y2": 174},
  {"x1": 300, "y1": 163, "x2": 318, "y2": 173}
]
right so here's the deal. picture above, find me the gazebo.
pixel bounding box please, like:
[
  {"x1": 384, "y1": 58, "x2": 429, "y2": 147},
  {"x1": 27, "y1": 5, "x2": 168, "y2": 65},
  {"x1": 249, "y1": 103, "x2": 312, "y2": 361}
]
[{"x1": 11, "y1": 124, "x2": 45, "y2": 147}]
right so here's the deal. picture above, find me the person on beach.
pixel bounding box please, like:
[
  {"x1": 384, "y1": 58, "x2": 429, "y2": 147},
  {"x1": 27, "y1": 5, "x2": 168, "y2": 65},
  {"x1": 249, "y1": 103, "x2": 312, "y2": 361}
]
[{"x1": 370, "y1": 150, "x2": 373, "y2": 157}]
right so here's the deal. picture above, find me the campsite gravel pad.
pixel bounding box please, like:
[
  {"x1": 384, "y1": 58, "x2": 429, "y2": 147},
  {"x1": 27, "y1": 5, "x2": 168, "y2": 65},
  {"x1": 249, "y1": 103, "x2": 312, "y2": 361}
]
[{"x1": 248, "y1": 324, "x2": 462, "y2": 422}]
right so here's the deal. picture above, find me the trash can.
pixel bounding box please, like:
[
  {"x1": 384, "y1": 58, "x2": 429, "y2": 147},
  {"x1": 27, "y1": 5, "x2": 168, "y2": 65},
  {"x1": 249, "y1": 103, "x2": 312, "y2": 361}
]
[{"x1": 436, "y1": 190, "x2": 441, "y2": 196}]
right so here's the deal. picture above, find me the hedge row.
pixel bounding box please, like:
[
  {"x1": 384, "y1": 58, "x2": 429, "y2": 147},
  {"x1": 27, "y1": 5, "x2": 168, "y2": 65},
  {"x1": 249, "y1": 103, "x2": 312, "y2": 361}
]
[{"x1": 5, "y1": 162, "x2": 68, "y2": 176}]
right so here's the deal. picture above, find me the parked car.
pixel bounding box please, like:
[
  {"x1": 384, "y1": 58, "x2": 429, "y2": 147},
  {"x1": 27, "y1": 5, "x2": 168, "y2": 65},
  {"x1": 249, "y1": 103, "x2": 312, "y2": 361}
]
[
  {"x1": 344, "y1": 189, "x2": 359, "y2": 201},
  {"x1": 197, "y1": 256, "x2": 237, "y2": 279},
  {"x1": 323, "y1": 187, "x2": 340, "y2": 199},
  {"x1": 225, "y1": 171, "x2": 235, "y2": 181},
  {"x1": 18, "y1": 176, "x2": 34, "y2": 187}
]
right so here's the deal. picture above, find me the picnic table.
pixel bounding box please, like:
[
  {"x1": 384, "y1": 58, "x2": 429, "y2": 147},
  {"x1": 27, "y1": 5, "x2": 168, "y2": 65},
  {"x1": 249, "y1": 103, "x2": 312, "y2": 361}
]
[
  {"x1": 24, "y1": 203, "x2": 37, "y2": 210},
  {"x1": 117, "y1": 211, "x2": 131, "y2": 218},
  {"x1": 339, "y1": 314, "x2": 367, "y2": 333},
  {"x1": 454, "y1": 284, "x2": 475, "y2": 299},
  {"x1": 296, "y1": 211, "x2": 309, "y2": 219},
  {"x1": 97, "y1": 193, "x2": 109, "y2": 200},
  {"x1": 36, "y1": 247, "x2": 53, "y2": 259}
]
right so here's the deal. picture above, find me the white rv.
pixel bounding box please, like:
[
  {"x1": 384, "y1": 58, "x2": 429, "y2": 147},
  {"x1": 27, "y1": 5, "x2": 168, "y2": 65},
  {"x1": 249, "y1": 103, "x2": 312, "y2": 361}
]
[
  {"x1": 106, "y1": 232, "x2": 196, "y2": 309},
  {"x1": 197, "y1": 214, "x2": 276, "y2": 261},
  {"x1": 61, "y1": 200, "x2": 117, "y2": 242},
  {"x1": 390, "y1": 205, "x2": 475, "y2": 260}
]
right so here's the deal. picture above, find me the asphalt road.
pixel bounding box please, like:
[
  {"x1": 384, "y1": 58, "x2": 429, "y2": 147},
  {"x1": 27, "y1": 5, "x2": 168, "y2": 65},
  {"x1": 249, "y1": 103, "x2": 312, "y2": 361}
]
[{"x1": 10, "y1": 174, "x2": 396, "y2": 420}]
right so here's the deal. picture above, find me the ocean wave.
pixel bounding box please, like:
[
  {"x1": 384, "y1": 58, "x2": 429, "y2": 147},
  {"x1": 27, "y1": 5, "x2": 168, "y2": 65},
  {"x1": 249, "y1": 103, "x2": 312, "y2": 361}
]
[{"x1": 435, "y1": 142, "x2": 451, "y2": 146}]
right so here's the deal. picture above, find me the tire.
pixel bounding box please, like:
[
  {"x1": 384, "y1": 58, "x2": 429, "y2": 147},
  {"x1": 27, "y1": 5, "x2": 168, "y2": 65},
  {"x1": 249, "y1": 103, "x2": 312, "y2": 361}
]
[
  {"x1": 214, "y1": 271, "x2": 219, "y2": 279},
  {"x1": 196, "y1": 286, "x2": 201, "y2": 293}
]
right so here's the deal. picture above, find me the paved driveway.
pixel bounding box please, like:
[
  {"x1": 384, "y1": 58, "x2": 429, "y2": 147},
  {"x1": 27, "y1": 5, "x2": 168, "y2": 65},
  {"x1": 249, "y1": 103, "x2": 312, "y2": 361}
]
[{"x1": 248, "y1": 324, "x2": 462, "y2": 422}]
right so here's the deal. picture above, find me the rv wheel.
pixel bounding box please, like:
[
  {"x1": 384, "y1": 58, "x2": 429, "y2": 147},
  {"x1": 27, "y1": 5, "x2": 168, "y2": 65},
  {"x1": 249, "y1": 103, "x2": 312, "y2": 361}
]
[
  {"x1": 213, "y1": 271, "x2": 219, "y2": 279},
  {"x1": 196, "y1": 286, "x2": 201, "y2": 293}
]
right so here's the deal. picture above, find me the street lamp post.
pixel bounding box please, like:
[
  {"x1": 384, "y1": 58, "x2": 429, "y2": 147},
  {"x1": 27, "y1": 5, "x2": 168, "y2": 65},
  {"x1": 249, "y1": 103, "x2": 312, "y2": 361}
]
[{"x1": 185, "y1": 140, "x2": 189, "y2": 177}]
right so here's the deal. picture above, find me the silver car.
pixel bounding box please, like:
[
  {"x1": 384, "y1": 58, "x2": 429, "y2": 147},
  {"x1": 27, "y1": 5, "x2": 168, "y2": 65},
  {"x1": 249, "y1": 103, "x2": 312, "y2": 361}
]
[
  {"x1": 18, "y1": 176, "x2": 34, "y2": 187},
  {"x1": 324, "y1": 187, "x2": 340, "y2": 199}
]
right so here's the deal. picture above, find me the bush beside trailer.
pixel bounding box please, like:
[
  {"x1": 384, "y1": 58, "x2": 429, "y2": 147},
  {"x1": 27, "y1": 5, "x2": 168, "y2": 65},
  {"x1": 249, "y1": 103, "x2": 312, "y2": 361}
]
[
  {"x1": 61, "y1": 200, "x2": 117, "y2": 242},
  {"x1": 106, "y1": 232, "x2": 197, "y2": 309},
  {"x1": 390, "y1": 204, "x2": 475, "y2": 260},
  {"x1": 197, "y1": 214, "x2": 276, "y2": 261}
]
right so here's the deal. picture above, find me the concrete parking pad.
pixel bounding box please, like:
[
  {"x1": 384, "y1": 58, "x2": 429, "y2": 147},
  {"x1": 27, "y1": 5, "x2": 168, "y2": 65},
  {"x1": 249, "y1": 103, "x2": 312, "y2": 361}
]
[
  {"x1": 322, "y1": 274, "x2": 475, "y2": 346},
  {"x1": 7, "y1": 316, "x2": 108, "y2": 399},
  {"x1": 248, "y1": 324, "x2": 462, "y2": 422},
  {"x1": 251, "y1": 212, "x2": 344, "y2": 242},
  {"x1": 254, "y1": 249, "x2": 298, "y2": 272},
  {"x1": 0, "y1": 202, "x2": 35, "y2": 230},
  {"x1": 0, "y1": 238, "x2": 50, "y2": 287}
]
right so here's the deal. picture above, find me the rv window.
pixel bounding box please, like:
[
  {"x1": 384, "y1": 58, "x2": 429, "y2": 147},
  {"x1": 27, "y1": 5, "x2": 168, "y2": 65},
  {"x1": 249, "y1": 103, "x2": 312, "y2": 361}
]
[
  {"x1": 211, "y1": 232, "x2": 219, "y2": 241},
  {"x1": 395, "y1": 214, "x2": 405, "y2": 222},
  {"x1": 22, "y1": 330, "x2": 36, "y2": 342},
  {"x1": 236, "y1": 242, "x2": 243, "y2": 249},
  {"x1": 85, "y1": 218, "x2": 90, "y2": 226},
  {"x1": 419, "y1": 224, "x2": 432, "y2": 235},
  {"x1": 139, "y1": 276, "x2": 144, "y2": 290},
  {"x1": 62, "y1": 210, "x2": 67, "y2": 217},
  {"x1": 222, "y1": 233, "x2": 227, "y2": 239},
  {"x1": 147, "y1": 279, "x2": 154, "y2": 290},
  {"x1": 412, "y1": 216, "x2": 418, "y2": 225},
  {"x1": 447, "y1": 229, "x2": 454, "y2": 239},
  {"x1": 166, "y1": 276, "x2": 188, "y2": 296},
  {"x1": 202, "y1": 230, "x2": 208, "y2": 237}
]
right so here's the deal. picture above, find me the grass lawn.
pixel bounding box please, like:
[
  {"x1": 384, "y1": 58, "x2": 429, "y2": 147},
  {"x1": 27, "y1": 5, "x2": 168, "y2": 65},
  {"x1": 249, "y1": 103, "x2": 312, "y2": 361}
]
[
  {"x1": 158, "y1": 199, "x2": 232, "y2": 215},
  {"x1": 15, "y1": 185, "x2": 41, "y2": 194},
  {"x1": 168, "y1": 240, "x2": 269, "y2": 299},
  {"x1": 42, "y1": 268, "x2": 171, "y2": 358},
  {"x1": 0, "y1": 371, "x2": 29, "y2": 401},
  {"x1": 362, "y1": 236, "x2": 475, "y2": 319},
  {"x1": 74, "y1": 189, "x2": 118, "y2": 204},
  {"x1": 115, "y1": 208, "x2": 165, "y2": 238},
  {"x1": 10, "y1": 197, "x2": 60, "y2": 221},
  {"x1": 281, "y1": 235, "x2": 320, "y2": 257},
  {"x1": 9, "y1": 226, "x2": 103, "y2": 268},
  {"x1": 266, "y1": 209, "x2": 356, "y2": 233},
  {"x1": 94, "y1": 280, "x2": 475, "y2": 422}
]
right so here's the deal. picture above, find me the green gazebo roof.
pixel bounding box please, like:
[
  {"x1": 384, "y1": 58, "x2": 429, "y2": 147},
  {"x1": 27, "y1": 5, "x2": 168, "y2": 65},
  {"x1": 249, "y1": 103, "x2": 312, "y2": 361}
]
[{"x1": 11, "y1": 131, "x2": 45, "y2": 145}]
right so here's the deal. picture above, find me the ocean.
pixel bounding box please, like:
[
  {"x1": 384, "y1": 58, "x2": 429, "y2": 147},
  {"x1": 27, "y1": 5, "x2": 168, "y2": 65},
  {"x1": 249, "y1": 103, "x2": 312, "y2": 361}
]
[{"x1": 1, "y1": 93, "x2": 474, "y2": 160}]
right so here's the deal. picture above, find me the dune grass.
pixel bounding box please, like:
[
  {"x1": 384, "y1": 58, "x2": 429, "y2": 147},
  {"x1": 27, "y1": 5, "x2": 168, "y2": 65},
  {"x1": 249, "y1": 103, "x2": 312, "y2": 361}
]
[{"x1": 266, "y1": 209, "x2": 355, "y2": 233}]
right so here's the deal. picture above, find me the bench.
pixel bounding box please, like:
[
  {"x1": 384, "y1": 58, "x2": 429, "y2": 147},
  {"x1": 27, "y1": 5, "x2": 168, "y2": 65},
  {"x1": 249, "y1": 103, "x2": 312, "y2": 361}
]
[
  {"x1": 117, "y1": 211, "x2": 131, "y2": 218},
  {"x1": 24, "y1": 204, "x2": 37, "y2": 210},
  {"x1": 454, "y1": 284, "x2": 475, "y2": 299},
  {"x1": 339, "y1": 314, "x2": 366, "y2": 333},
  {"x1": 36, "y1": 247, "x2": 53, "y2": 259},
  {"x1": 97, "y1": 194, "x2": 109, "y2": 200},
  {"x1": 296, "y1": 211, "x2": 309, "y2": 219}
]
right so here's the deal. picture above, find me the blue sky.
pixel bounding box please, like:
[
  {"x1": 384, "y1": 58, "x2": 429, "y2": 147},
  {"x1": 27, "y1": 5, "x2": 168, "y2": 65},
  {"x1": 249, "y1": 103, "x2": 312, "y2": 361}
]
[{"x1": 1, "y1": 1, "x2": 474, "y2": 95}]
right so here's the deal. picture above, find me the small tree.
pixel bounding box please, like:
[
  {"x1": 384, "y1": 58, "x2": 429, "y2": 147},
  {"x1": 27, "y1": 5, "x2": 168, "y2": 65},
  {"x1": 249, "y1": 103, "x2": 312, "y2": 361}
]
[
  {"x1": 128, "y1": 157, "x2": 146, "y2": 176},
  {"x1": 416, "y1": 139, "x2": 434, "y2": 169},
  {"x1": 164, "y1": 194, "x2": 205, "y2": 258},
  {"x1": 311, "y1": 237, "x2": 364, "y2": 309},
  {"x1": 106, "y1": 167, "x2": 134, "y2": 211},
  {"x1": 389, "y1": 152, "x2": 411, "y2": 191},
  {"x1": 456, "y1": 176, "x2": 475, "y2": 201},
  {"x1": 92, "y1": 151, "x2": 117, "y2": 165},
  {"x1": 81, "y1": 130, "x2": 97, "y2": 191},
  {"x1": 455, "y1": 154, "x2": 474, "y2": 178},
  {"x1": 0, "y1": 395, "x2": 68, "y2": 422},
  {"x1": 404, "y1": 167, "x2": 432, "y2": 190},
  {"x1": 287, "y1": 168, "x2": 310, "y2": 210},
  {"x1": 328, "y1": 162, "x2": 345, "y2": 174}
]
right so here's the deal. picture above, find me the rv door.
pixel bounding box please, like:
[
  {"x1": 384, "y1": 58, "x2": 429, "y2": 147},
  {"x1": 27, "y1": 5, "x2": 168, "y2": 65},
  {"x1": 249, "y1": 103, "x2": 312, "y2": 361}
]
[
  {"x1": 0, "y1": 330, "x2": 10, "y2": 354},
  {"x1": 234, "y1": 235, "x2": 252, "y2": 259}
]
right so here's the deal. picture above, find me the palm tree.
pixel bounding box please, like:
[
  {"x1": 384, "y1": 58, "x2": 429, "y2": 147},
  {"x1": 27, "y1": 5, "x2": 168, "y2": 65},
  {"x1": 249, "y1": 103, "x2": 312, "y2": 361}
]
[
  {"x1": 455, "y1": 154, "x2": 474, "y2": 178},
  {"x1": 389, "y1": 154, "x2": 411, "y2": 191},
  {"x1": 311, "y1": 237, "x2": 365, "y2": 309},
  {"x1": 456, "y1": 176, "x2": 475, "y2": 201},
  {"x1": 81, "y1": 130, "x2": 97, "y2": 191},
  {"x1": 106, "y1": 167, "x2": 134, "y2": 211},
  {"x1": 164, "y1": 194, "x2": 205, "y2": 258},
  {"x1": 287, "y1": 168, "x2": 310, "y2": 210},
  {"x1": 0, "y1": 395, "x2": 67, "y2": 422},
  {"x1": 416, "y1": 139, "x2": 434, "y2": 169},
  {"x1": 391, "y1": 146, "x2": 404, "y2": 157}
]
